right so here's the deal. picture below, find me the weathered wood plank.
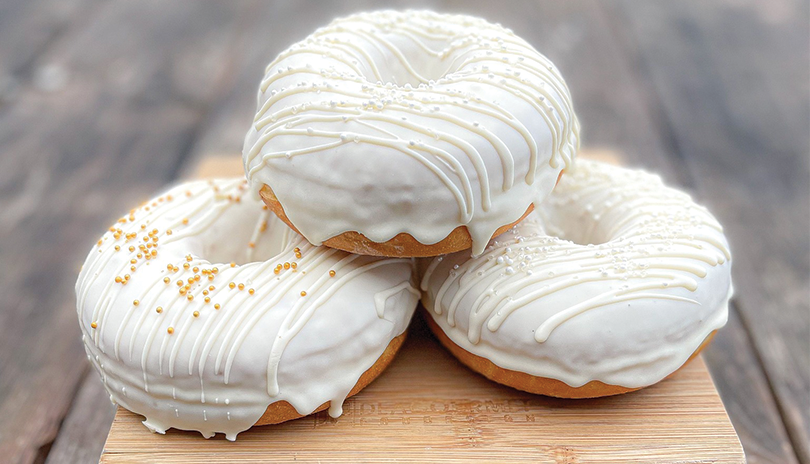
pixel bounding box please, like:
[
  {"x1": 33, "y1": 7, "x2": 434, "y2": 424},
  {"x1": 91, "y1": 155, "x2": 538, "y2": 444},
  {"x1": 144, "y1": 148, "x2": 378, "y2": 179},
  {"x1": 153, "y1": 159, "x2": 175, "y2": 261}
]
[
  {"x1": 0, "y1": 0, "x2": 101, "y2": 109},
  {"x1": 0, "y1": 2, "x2": 257, "y2": 463},
  {"x1": 44, "y1": 371, "x2": 116, "y2": 464},
  {"x1": 613, "y1": 1, "x2": 810, "y2": 462}
]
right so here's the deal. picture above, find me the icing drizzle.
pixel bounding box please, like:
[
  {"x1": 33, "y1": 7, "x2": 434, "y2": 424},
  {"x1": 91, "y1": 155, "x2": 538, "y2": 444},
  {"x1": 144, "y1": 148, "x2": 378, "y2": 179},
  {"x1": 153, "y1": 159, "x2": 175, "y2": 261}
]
[
  {"x1": 76, "y1": 179, "x2": 418, "y2": 440},
  {"x1": 420, "y1": 160, "x2": 732, "y2": 388},
  {"x1": 243, "y1": 10, "x2": 580, "y2": 255}
]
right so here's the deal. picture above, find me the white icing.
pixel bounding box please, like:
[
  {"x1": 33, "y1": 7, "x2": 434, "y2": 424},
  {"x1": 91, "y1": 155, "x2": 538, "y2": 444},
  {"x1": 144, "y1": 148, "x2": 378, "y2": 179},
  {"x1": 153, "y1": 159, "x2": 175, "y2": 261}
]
[
  {"x1": 243, "y1": 10, "x2": 580, "y2": 255},
  {"x1": 76, "y1": 179, "x2": 418, "y2": 440},
  {"x1": 420, "y1": 160, "x2": 732, "y2": 389}
]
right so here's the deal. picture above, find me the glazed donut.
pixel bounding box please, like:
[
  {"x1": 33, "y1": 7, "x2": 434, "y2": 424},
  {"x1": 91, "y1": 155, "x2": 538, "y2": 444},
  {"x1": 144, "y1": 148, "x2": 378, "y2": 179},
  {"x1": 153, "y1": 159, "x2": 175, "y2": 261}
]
[
  {"x1": 419, "y1": 160, "x2": 732, "y2": 398},
  {"x1": 243, "y1": 10, "x2": 580, "y2": 257},
  {"x1": 76, "y1": 179, "x2": 419, "y2": 440}
]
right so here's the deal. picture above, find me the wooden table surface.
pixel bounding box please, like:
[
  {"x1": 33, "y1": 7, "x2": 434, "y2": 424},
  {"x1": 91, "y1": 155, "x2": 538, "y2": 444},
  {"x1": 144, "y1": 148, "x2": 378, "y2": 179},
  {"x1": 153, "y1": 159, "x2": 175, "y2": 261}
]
[{"x1": 0, "y1": 1, "x2": 806, "y2": 463}]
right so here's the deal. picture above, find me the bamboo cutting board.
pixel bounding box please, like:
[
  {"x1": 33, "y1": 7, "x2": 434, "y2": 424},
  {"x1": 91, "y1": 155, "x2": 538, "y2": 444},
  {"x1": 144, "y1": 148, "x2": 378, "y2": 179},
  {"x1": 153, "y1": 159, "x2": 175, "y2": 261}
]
[{"x1": 99, "y1": 153, "x2": 745, "y2": 463}]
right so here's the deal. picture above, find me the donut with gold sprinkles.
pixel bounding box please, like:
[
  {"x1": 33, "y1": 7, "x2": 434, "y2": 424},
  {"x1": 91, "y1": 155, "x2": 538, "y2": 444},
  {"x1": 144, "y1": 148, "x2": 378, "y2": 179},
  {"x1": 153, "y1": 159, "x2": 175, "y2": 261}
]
[{"x1": 76, "y1": 178, "x2": 419, "y2": 440}]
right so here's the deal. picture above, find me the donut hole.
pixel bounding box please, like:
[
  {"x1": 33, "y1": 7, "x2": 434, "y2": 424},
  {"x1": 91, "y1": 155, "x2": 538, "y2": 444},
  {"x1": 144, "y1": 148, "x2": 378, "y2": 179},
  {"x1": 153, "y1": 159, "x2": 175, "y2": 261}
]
[
  {"x1": 202, "y1": 204, "x2": 293, "y2": 266},
  {"x1": 329, "y1": 13, "x2": 473, "y2": 87},
  {"x1": 535, "y1": 211, "x2": 612, "y2": 248}
]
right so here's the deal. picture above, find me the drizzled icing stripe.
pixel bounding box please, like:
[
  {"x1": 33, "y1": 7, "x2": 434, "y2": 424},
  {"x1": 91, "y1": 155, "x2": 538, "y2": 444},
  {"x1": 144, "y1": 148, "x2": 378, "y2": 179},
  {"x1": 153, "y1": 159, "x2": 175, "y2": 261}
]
[
  {"x1": 243, "y1": 10, "x2": 580, "y2": 255},
  {"x1": 76, "y1": 178, "x2": 418, "y2": 440},
  {"x1": 420, "y1": 160, "x2": 732, "y2": 388}
]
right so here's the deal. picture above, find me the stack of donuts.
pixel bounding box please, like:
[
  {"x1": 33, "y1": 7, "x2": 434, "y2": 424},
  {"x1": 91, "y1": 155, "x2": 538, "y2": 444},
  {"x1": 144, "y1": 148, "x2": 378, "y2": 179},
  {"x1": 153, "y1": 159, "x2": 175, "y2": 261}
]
[{"x1": 76, "y1": 10, "x2": 732, "y2": 440}]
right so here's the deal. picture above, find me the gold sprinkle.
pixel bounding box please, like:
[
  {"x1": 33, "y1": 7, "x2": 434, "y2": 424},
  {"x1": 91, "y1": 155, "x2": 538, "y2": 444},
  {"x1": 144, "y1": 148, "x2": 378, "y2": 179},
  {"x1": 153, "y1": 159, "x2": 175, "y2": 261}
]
[
  {"x1": 209, "y1": 286, "x2": 215, "y2": 291},
  {"x1": 133, "y1": 300, "x2": 140, "y2": 306},
  {"x1": 187, "y1": 294, "x2": 194, "y2": 301},
  {"x1": 237, "y1": 283, "x2": 245, "y2": 291},
  {"x1": 283, "y1": 262, "x2": 290, "y2": 270},
  {"x1": 248, "y1": 288, "x2": 255, "y2": 295},
  {"x1": 114, "y1": 245, "x2": 121, "y2": 251},
  {"x1": 115, "y1": 276, "x2": 123, "y2": 283},
  {"x1": 193, "y1": 267, "x2": 199, "y2": 273},
  {"x1": 329, "y1": 270, "x2": 336, "y2": 277},
  {"x1": 300, "y1": 291, "x2": 307, "y2": 297},
  {"x1": 230, "y1": 262, "x2": 236, "y2": 268},
  {"x1": 183, "y1": 263, "x2": 190, "y2": 270},
  {"x1": 248, "y1": 242, "x2": 255, "y2": 249},
  {"x1": 291, "y1": 262, "x2": 297, "y2": 270},
  {"x1": 204, "y1": 296, "x2": 211, "y2": 303},
  {"x1": 229, "y1": 282, "x2": 235, "y2": 289},
  {"x1": 182, "y1": 218, "x2": 189, "y2": 225},
  {"x1": 214, "y1": 304, "x2": 221, "y2": 310},
  {"x1": 90, "y1": 322, "x2": 98, "y2": 329},
  {"x1": 167, "y1": 327, "x2": 174, "y2": 334},
  {"x1": 164, "y1": 277, "x2": 170, "y2": 284},
  {"x1": 193, "y1": 311, "x2": 200, "y2": 318},
  {"x1": 156, "y1": 307, "x2": 163, "y2": 314}
]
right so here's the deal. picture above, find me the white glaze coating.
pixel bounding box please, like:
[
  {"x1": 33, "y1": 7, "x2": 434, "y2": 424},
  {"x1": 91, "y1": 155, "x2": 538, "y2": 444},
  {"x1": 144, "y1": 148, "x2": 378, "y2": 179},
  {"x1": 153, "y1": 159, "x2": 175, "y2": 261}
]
[
  {"x1": 76, "y1": 179, "x2": 418, "y2": 440},
  {"x1": 243, "y1": 10, "x2": 580, "y2": 255},
  {"x1": 420, "y1": 160, "x2": 732, "y2": 389}
]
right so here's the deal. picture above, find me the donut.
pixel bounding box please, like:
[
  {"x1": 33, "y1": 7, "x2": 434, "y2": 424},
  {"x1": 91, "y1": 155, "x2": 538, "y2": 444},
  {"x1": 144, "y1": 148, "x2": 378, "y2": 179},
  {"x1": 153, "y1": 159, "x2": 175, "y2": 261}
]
[
  {"x1": 76, "y1": 178, "x2": 419, "y2": 440},
  {"x1": 419, "y1": 160, "x2": 732, "y2": 398},
  {"x1": 243, "y1": 10, "x2": 580, "y2": 257}
]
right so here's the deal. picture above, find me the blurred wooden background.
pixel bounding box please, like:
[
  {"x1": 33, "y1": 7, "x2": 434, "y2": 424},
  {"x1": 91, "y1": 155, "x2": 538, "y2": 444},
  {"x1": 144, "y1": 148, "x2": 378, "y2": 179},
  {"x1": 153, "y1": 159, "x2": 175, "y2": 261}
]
[{"x1": 0, "y1": 1, "x2": 806, "y2": 463}]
